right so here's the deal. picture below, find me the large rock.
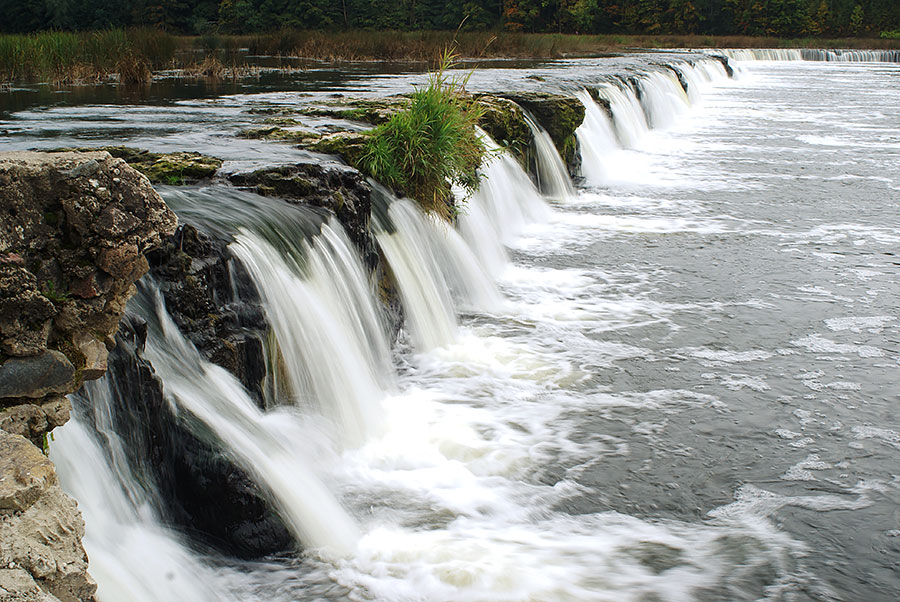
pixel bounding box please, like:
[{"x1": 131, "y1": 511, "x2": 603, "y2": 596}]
[
  {"x1": 0, "y1": 431, "x2": 96, "y2": 602},
  {"x1": 227, "y1": 161, "x2": 377, "y2": 268},
  {"x1": 496, "y1": 92, "x2": 585, "y2": 176},
  {"x1": 0, "y1": 151, "x2": 177, "y2": 601},
  {"x1": 0, "y1": 150, "x2": 177, "y2": 443}
]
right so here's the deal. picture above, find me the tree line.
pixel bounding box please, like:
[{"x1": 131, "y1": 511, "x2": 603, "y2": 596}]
[{"x1": 1, "y1": 0, "x2": 897, "y2": 38}]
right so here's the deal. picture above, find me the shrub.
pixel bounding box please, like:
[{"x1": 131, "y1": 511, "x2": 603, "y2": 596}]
[{"x1": 358, "y1": 49, "x2": 485, "y2": 219}]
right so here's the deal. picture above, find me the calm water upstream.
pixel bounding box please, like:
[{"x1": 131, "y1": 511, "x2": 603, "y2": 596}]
[{"x1": 4, "y1": 56, "x2": 898, "y2": 600}]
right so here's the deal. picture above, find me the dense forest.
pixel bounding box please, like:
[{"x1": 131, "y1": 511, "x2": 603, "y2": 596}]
[{"x1": 1, "y1": 0, "x2": 898, "y2": 38}]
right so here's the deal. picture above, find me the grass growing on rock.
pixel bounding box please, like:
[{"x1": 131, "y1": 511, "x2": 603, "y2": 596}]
[{"x1": 358, "y1": 50, "x2": 486, "y2": 219}]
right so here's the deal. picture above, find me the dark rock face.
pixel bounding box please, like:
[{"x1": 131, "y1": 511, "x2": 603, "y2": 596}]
[
  {"x1": 147, "y1": 224, "x2": 269, "y2": 404},
  {"x1": 227, "y1": 161, "x2": 378, "y2": 269},
  {"x1": 92, "y1": 315, "x2": 292, "y2": 558}
]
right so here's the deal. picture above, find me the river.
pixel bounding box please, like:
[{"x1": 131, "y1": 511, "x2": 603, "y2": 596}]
[{"x1": 3, "y1": 53, "x2": 898, "y2": 601}]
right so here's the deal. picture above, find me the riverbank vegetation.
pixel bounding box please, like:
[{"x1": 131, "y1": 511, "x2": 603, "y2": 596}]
[
  {"x1": 358, "y1": 51, "x2": 485, "y2": 219},
  {"x1": 2, "y1": 28, "x2": 898, "y2": 85}
]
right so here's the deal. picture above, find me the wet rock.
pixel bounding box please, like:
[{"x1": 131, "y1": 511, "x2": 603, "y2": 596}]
[
  {"x1": 474, "y1": 95, "x2": 534, "y2": 167},
  {"x1": 50, "y1": 147, "x2": 222, "y2": 185},
  {"x1": 0, "y1": 351, "x2": 75, "y2": 400},
  {"x1": 147, "y1": 224, "x2": 269, "y2": 403},
  {"x1": 227, "y1": 162, "x2": 377, "y2": 268},
  {"x1": 89, "y1": 316, "x2": 292, "y2": 558},
  {"x1": 310, "y1": 131, "x2": 369, "y2": 169},
  {"x1": 496, "y1": 92, "x2": 585, "y2": 176},
  {"x1": 238, "y1": 126, "x2": 320, "y2": 143}
]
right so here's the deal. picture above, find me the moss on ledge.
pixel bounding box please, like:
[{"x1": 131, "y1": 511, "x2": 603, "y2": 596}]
[
  {"x1": 49, "y1": 146, "x2": 222, "y2": 184},
  {"x1": 496, "y1": 92, "x2": 585, "y2": 169}
]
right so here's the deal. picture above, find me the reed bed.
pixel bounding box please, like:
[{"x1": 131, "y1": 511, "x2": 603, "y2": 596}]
[{"x1": 2, "y1": 29, "x2": 898, "y2": 85}]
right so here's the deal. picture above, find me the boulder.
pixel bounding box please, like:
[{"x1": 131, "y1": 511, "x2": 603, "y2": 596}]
[
  {"x1": 0, "y1": 431, "x2": 96, "y2": 602},
  {"x1": 495, "y1": 92, "x2": 585, "y2": 176}
]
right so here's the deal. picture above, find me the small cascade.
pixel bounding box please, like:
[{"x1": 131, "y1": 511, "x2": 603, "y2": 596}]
[
  {"x1": 636, "y1": 70, "x2": 691, "y2": 129},
  {"x1": 374, "y1": 196, "x2": 502, "y2": 350},
  {"x1": 230, "y1": 221, "x2": 390, "y2": 446},
  {"x1": 593, "y1": 83, "x2": 650, "y2": 149},
  {"x1": 52, "y1": 407, "x2": 239, "y2": 602},
  {"x1": 575, "y1": 89, "x2": 621, "y2": 186},
  {"x1": 458, "y1": 130, "x2": 551, "y2": 274},
  {"x1": 522, "y1": 112, "x2": 576, "y2": 199},
  {"x1": 139, "y1": 283, "x2": 361, "y2": 555},
  {"x1": 721, "y1": 48, "x2": 900, "y2": 63},
  {"x1": 672, "y1": 65, "x2": 704, "y2": 104}
]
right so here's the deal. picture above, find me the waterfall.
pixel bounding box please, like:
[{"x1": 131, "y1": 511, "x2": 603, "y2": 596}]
[
  {"x1": 575, "y1": 89, "x2": 621, "y2": 186},
  {"x1": 52, "y1": 383, "x2": 239, "y2": 602},
  {"x1": 458, "y1": 130, "x2": 551, "y2": 275},
  {"x1": 230, "y1": 221, "x2": 391, "y2": 447},
  {"x1": 593, "y1": 83, "x2": 650, "y2": 149},
  {"x1": 637, "y1": 70, "x2": 691, "y2": 129},
  {"x1": 374, "y1": 195, "x2": 502, "y2": 351},
  {"x1": 522, "y1": 113, "x2": 576, "y2": 200},
  {"x1": 139, "y1": 283, "x2": 361, "y2": 555},
  {"x1": 721, "y1": 48, "x2": 900, "y2": 63}
]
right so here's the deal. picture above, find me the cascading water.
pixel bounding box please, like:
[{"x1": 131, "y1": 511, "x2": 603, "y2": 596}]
[
  {"x1": 522, "y1": 112, "x2": 576, "y2": 199},
  {"x1": 594, "y1": 83, "x2": 650, "y2": 149},
  {"x1": 458, "y1": 130, "x2": 551, "y2": 275},
  {"x1": 721, "y1": 48, "x2": 900, "y2": 63},
  {"x1": 636, "y1": 70, "x2": 691, "y2": 129},
  {"x1": 230, "y1": 222, "x2": 390, "y2": 446},
  {"x1": 52, "y1": 382, "x2": 240, "y2": 602},
  {"x1": 575, "y1": 89, "x2": 621, "y2": 186},
  {"x1": 138, "y1": 281, "x2": 361, "y2": 555},
  {"x1": 40, "y1": 52, "x2": 894, "y2": 601},
  {"x1": 373, "y1": 193, "x2": 502, "y2": 351}
]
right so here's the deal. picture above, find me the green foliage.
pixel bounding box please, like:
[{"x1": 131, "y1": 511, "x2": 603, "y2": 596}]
[
  {"x1": 358, "y1": 49, "x2": 485, "y2": 219},
  {"x1": 880, "y1": 30, "x2": 900, "y2": 39},
  {"x1": 0, "y1": 28, "x2": 175, "y2": 83}
]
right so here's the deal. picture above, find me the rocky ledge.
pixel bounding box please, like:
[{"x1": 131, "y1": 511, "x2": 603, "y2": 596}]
[{"x1": 0, "y1": 150, "x2": 177, "y2": 601}]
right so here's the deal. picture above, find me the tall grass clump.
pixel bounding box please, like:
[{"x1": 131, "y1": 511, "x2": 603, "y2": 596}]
[
  {"x1": 358, "y1": 49, "x2": 485, "y2": 219},
  {"x1": 0, "y1": 28, "x2": 176, "y2": 84}
]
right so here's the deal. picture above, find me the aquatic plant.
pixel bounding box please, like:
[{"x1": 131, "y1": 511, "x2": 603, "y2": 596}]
[{"x1": 358, "y1": 49, "x2": 486, "y2": 219}]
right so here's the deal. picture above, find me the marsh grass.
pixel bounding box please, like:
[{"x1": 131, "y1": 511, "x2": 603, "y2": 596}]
[
  {"x1": 359, "y1": 49, "x2": 486, "y2": 219},
  {"x1": 3, "y1": 28, "x2": 897, "y2": 85},
  {"x1": 236, "y1": 30, "x2": 899, "y2": 61},
  {"x1": 0, "y1": 29, "x2": 179, "y2": 84}
]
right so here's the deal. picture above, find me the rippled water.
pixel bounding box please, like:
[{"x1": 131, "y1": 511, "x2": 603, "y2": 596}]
[{"x1": 10, "y1": 56, "x2": 899, "y2": 600}]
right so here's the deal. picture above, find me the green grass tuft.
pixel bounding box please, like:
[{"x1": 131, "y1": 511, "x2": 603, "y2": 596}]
[{"x1": 358, "y1": 49, "x2": 486, "y2": 220}]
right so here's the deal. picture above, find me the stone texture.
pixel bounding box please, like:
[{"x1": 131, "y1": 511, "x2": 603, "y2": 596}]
[
  {"x1": 0, "y1": 150, "x2": 177, "y2": 410},
  {"x1": 0, "y1": 352, "x2": 75, "y2": 400},
  {"x1": 0, "y1": 150, "x2": 176, "y2": 600},
  {"x1": 0, "y1": 433, "x2": 96, "y2": 602},
  {"x1": 0, "y1": 431, "x2": 57, "y2": 513}
]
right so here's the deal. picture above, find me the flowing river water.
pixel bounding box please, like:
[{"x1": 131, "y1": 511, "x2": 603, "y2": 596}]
[{"x1": 3, "y1": 54, "x2": 899, "y2": 601}]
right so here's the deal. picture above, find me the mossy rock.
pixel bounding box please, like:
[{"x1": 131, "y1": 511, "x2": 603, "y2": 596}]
[
  {"x1": 49, "y1": 146, "x2": 223, "y2": 184},
  {"x1": 309, "y1": 131, "x2": 368, "y2": 167},
  {"x1": 496, "y1": 92, "x2": 585, "y2": 166},
  {"x1": 474, "y1": 95, "x2": 533, "y2": 168},
  {"x1": 299, "y1": 97, "x2": 410, "y2": 125},
  {"x1": 238, "y1": 126, "x2": 320, "y2": 144},
  {"x1": 262, "y1": 116, "x2": 304, "y2": 126}
]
